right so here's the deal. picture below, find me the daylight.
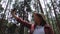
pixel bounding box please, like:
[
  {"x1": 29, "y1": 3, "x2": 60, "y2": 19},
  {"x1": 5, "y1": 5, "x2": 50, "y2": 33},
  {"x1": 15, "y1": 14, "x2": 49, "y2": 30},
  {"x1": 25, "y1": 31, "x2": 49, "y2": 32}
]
[{"x1": 0, "y1": 0, "x2": 60, "y2": 34}]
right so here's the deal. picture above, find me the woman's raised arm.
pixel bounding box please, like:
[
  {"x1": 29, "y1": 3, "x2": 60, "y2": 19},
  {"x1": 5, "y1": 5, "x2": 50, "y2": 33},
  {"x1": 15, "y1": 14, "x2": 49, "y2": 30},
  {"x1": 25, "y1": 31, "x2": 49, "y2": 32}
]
[{"x1": 11, "y1": 9, "x2": 31, "y2": 29}]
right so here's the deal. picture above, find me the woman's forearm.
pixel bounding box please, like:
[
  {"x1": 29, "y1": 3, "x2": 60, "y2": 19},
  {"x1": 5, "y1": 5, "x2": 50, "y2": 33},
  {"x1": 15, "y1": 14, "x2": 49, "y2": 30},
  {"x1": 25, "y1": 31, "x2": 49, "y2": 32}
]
[{"x1": 11, "y1": 10, "x2": 31, "y2": 29}]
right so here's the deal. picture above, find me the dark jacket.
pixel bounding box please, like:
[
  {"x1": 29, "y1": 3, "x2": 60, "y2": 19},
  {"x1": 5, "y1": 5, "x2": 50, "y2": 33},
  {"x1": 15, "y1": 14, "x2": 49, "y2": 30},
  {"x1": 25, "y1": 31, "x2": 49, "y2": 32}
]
[{"x1": 16, "y1": 17, "x2": 54, "y2": 34}]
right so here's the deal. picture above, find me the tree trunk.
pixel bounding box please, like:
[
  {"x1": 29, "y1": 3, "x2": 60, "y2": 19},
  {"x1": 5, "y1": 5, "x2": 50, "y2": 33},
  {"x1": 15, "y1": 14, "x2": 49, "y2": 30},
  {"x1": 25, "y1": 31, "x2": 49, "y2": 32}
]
[
  {"x1": 37, "y1": 0, "x2": 44, "y2": 14},
  {"x1": 51, "y1": 0, "x2": 60, "y2": 34}
]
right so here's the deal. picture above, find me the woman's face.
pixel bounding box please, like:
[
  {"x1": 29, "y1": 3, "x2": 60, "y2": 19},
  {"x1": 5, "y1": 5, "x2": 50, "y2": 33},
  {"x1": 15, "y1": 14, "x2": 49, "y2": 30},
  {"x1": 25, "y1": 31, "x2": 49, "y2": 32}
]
[{"x1": 33, "y1": 13, "x2": 42, "y2": 25}]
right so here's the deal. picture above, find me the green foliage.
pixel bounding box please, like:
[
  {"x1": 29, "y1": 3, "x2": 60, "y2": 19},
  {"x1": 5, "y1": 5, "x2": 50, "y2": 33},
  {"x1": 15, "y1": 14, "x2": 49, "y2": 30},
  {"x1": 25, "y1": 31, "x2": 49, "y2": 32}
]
[
  {"x1": 0, "y1": 4, "x2": 4, "y2": 13},
  {"x1": 0, "y1": 0, "x2": 60, "y2": 34},
  {"x1": 7, "y1": 23, "x2": 13, "y2": 27},
  {"x1": 0, "y1": 0, "x2": 1, "y2": 2},
  {"x1": 58, "y1": 14, "x2": 60, "y2": 19},
  {"x1": 0, "y1": 19, "x2": 8, "y2": 25}
]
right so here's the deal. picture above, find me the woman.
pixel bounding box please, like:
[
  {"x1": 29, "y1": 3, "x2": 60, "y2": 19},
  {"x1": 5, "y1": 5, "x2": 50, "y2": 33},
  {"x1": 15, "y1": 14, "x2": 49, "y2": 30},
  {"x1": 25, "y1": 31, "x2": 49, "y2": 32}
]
[{"x1": 11, "y1": 9, "x2": 54, "y2": 34}]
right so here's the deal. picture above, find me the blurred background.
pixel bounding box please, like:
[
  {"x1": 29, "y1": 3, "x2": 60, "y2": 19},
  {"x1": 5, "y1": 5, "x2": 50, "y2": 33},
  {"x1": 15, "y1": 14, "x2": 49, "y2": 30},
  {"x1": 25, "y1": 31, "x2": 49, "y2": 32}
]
[{"x1": 0, "y1": 0, "x2": 60, "y2": 34}]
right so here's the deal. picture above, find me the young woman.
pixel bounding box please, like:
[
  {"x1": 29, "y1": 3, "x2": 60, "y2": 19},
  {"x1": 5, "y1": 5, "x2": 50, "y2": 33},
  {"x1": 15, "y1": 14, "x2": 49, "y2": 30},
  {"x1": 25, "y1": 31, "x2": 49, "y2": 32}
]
[{"x1": 11, "y1": 9, "x2": 54, "y2": 34}]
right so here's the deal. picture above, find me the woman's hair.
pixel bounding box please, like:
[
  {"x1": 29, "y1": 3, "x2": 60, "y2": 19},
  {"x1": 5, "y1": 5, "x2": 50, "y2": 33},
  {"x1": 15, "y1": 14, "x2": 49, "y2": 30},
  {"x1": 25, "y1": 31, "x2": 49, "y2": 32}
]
[{"x1": 35, "y1": 13, "x2": 46, "y2": 26}]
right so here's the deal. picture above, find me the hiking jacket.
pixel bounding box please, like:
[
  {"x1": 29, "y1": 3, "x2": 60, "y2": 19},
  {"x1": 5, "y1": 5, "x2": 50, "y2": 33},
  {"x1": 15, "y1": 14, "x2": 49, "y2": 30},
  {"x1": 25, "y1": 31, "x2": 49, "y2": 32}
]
[{"x1": 16, "y1": 17, "x2": 54, "y2": 34}]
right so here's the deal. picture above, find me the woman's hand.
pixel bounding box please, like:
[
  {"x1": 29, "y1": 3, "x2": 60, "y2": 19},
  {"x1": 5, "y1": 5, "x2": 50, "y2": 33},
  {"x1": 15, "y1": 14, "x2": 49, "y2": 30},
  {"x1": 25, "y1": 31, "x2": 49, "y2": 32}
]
[
  {"x1": 11, "y1": 8, "x2": 18, "y2": 18},
  {"x1": 11, "y1": 8, "x2": 31, "y2": 29},
  {"x1": 11, "y1": 9, "x2": 16, "y2": 15}
]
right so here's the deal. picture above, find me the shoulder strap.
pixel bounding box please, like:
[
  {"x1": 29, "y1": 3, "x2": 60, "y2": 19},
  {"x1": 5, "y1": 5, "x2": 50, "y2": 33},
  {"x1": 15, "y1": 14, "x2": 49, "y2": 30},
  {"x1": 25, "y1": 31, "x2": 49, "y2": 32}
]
[
  {"x1": 30, "y1": 24, "x2": 35, "y2": 33},
  {"x1": 31, "y1": 24, "x2": 34, "y2": 31}
]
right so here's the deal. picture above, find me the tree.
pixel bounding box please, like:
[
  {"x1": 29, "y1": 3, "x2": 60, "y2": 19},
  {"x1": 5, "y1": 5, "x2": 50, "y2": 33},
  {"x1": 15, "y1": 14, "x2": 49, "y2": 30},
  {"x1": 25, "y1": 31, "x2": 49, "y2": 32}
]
[{"x1": 50, "y1": 0, "x2": 60, "y2": 34}]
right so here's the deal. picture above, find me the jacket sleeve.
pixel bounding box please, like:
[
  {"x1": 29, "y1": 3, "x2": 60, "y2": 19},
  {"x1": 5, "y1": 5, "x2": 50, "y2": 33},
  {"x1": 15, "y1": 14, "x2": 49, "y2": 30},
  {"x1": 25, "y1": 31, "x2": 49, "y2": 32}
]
[
  {"x1": 49, "y1": 26, "x2": 54, "y2": 34},
  {"x1": 16, "y1": 17, "x2": 31, "y2": 29},
  {"x1": 44, "y1": 24, "x2": 54, "y2": 34}
]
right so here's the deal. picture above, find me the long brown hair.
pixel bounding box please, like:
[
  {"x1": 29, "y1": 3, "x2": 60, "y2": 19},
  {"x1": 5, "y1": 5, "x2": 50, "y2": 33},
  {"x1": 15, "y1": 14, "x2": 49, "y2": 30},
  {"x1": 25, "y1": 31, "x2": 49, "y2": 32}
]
[{"x1": 35, "y1": 13, "x2": 46, "y2": 26}]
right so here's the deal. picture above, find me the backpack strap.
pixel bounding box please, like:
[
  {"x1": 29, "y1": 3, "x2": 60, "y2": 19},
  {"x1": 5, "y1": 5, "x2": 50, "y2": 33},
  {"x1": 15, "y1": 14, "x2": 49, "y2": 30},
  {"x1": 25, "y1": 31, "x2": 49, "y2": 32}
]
[{"x1": 30, "y1": 24, "x2": 35, "y2": 34}]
